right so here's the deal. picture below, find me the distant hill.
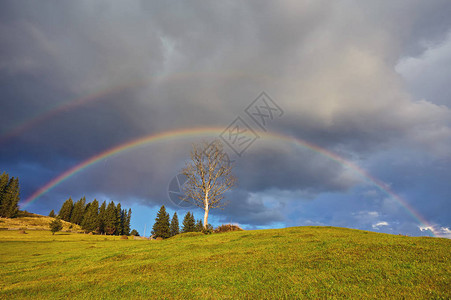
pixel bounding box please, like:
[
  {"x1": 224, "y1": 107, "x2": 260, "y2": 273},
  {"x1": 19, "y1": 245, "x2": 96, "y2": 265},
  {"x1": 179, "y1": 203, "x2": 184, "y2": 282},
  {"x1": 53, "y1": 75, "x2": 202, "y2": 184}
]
[{"x1": 0, "y1": 211, "x2": 82, "y2": 232}]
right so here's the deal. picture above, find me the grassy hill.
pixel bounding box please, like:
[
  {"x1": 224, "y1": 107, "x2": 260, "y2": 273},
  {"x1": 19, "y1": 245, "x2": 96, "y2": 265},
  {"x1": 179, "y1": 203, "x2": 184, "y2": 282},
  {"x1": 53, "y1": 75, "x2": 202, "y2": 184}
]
[
  {"x1": 0, "y1": 225, "x2": 450, "y2": 299},
  {"x1": 0, "y1": 212, "x2": 82, "y2": 232}
]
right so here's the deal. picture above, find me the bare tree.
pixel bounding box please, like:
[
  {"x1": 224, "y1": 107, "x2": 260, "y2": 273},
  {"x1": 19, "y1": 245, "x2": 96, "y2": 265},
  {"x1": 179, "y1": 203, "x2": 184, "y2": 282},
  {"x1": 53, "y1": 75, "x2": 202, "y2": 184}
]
[{"x1": 181, "y1": 140, "x2": 236, "y2": 229}]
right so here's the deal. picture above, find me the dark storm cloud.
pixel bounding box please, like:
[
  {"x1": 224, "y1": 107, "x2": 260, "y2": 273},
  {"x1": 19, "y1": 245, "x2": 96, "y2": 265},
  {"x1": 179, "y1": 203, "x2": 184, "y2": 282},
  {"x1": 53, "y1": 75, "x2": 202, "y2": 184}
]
[
  {"x1": 396, "y1": 31, "x2": 451, "y2": 107},
  {"x1": 235, "y1": 143, "x2": 360, "y2": 193},
  {"x1": 212, "y1": 189, "x2": 286, "y2": 226},
  {"x1": 0, "y1": 1, "x2": 450, "y2": 234}
]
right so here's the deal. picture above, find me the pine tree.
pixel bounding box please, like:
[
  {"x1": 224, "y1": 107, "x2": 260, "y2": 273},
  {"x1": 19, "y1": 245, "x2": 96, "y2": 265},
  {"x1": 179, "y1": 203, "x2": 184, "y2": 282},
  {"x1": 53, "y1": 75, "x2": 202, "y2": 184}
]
[
  {"x1": 10, "y1": 177, "x2": 20, "y2": 218},
  {"x1": 119, "y1": 208, "x2": 131, "y2": 236},
  {"x1": 195, "y1": 219, "x2": 203, "y2": 232},
  {"x1": 152, "y1": 205, "x2": 170, "y2": 239},
  {"x1": 84, "y1": 202, "x2": 91, "y2": 217},
  {"x1": 0, "y1": 172, "x2": 8, "y2": 193},
  {"x1": 119, "y1": 209, "x2": 125, "y2": 235},
  {"x1": 116, "y1": 203, "x2": 123, "y2": 235},
  {"x1": 123, "y1": 208, "x2": 131, "y2": 236},
  {"x1": 104, "y1": 201, "x2": 118, "y2": 235},
  {"x1": 98, "y1": 201, "x2": 106, "y2": 234},
  {"x1": 0, "y1": 176, "x2": 10, "y2": 217},
  {"x1": 0, "y1": 177, "x2": 20, "y2": 218},
  {"x1": 70, "y1": 197, "x2": 86, "y2": 225},
  {"x1": 182, "y1": 212, "x2": 196, "y2": 233},
  {"x1": 170, "y1": 212, "x2": 179, "y2": 237},
  {"x1": 58, "y1": 198, "x2": 73, "y2": 222},
  {"x1": 49, "y1": 217, "x2": 63, "y2": 235},
  {"x1": 49, "y1": 210, "x2": 56, "y2": 218},
  {"x1": 81, "y1": 199, "x2": 99, "y2": 233},
  {"x1": 0, "y1": 172, "x2": 9, "y2": 214},
  {"x1": 130, "y1": 229, "x2": 139, "y2": 236}
]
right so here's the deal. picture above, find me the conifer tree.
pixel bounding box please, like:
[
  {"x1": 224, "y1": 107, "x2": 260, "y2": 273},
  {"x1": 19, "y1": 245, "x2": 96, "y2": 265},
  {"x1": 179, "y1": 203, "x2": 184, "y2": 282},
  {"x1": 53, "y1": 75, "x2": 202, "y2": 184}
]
[
  {"x1": 116, "y1": 203, "x2": 123, "y2": 235},
  {"x1": 182, "y1": 212, "x2": 196, "y2": 233},
  {"x1": 130, "y1": 229, "x2": 139, "y2": 236},
  {"x1": 119, "y1": 208, "x2": 131, "y2": 236},
  {"x1": 119, "y1": 209, "x2": 125, "y2": 235},
  {"x1": 0, "y1": 172, "x2": 9, "y2": 212},
  {"x1": 170, "y1": 212, "x2": 179, "y2": 237},
  {"x1": 123, "y1": 208, "x2": 132, "y2": 236},
  {"x1": 84, "y1": 202, "x2": 91, "y2": 216},
  {"x1": 98, "y1": 201, "x2": 106, "y2": 234},
  {"x1": 0, "y1": 172, "x2": 8, "y2": 192},
  {"x1": 58, "y1": 198, "x2": 73, "y2": 222},
  {"x1": 152, "y1": 205, "x2": 170, "y2": 239},
  {"x1": 104, "y1": 201, "x2": 118, "y2": 235},
  {"x1": 81, "y1": 199, "x2": 99, "y2": 233},
  {"x1": 70, "y1": 197, "x2": 86, "y2": 225},
  {"x1": 49, "y1": 217, "x2": 63, "y2": 235},
  {"x1": 55, "y1": 198, "x2": 130, "y2": 235},
  {"x1": 0, "y1": 177, "x2": 20, "y2": 218},
  {"x1": 10, "y1": 177, "x2": 20, "y2": 218},
  {"x1": 49, "y1": 210, "x2": 56, "y2": 218},
  {"x1": 0, "y1": 176, "x2": 10, "y2": 217},
  {"x1": 195, "y1": 219, "x2": 203, "y2": 232}
]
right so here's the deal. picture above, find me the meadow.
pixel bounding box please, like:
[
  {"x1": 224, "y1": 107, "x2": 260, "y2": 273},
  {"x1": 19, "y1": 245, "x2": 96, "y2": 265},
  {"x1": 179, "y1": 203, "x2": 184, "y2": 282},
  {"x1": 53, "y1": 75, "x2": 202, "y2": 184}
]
[{"x1": 0, "y1": 226, "x2": 450, "y2": 299}]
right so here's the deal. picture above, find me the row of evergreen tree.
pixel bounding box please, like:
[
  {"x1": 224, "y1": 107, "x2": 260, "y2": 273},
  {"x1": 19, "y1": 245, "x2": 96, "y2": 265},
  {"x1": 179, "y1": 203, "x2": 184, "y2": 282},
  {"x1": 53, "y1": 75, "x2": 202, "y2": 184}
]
[
  {"x1": 52, "y1": 197, "x2": 132, "y2": 235},
  {"x1": 0, "y1": 172, "x2": 20, "y2": 218},
  {"x1": 151, "y1": 205, "x2": 209, "y2": 239}
]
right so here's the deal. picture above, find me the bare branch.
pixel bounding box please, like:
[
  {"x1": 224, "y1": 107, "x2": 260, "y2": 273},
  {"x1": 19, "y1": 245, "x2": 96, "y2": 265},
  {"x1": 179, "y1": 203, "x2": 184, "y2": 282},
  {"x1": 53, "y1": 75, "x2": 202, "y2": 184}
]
[{"x1": 180, "y1": 139, "x2": 236, "y2": 228}]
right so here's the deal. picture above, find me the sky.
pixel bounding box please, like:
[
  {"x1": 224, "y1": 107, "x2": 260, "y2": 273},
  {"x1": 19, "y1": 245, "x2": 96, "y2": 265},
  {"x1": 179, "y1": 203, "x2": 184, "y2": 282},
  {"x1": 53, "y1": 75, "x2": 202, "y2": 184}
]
[{"x1": 1, "y1": 1, "x2": 450, "y2": 238}]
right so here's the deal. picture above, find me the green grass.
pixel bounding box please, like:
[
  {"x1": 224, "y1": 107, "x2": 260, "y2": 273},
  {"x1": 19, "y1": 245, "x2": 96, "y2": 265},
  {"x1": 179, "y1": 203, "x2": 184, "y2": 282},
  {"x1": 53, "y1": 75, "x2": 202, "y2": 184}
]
[{"x1": 0, "y1": 227, "x2": 450, "y2": 299}]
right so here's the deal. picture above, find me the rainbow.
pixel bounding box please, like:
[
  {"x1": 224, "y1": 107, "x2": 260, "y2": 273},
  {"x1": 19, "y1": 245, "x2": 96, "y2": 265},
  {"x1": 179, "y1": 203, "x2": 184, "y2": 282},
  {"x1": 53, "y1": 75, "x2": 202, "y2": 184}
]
[
  {"x1": 0, "y1": 71, "x2": 264, "y2": 144},
  {"x1": 0, "y1": 80, "x2": 149, "y2": 144},
  {"x1": 21, "y1": 127, "x2": 438, "y2": 236}
]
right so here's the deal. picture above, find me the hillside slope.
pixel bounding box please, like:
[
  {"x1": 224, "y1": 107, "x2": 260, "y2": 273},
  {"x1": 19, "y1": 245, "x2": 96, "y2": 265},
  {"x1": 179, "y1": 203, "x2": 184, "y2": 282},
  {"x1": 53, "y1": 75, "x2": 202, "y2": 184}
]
[
  {"x1": 0, "y1": 212, "x2": 82, "y2": 232},
  {"x1": 0, "y1": 226, "x2": 449, "y2": 299}
]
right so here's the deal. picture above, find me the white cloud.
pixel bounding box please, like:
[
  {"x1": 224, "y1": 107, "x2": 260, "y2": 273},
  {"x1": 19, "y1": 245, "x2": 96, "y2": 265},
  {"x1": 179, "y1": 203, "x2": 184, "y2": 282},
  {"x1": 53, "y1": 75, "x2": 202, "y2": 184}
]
[
  {"x1": 438, "y1": 227, "x2": 451, "y2": 239},
  {"x1": 419, "y1": 225, "x2": 451, "y2": 239},
  {"x1": 372, "y1": 221, "x2": 389, "y2": 229}
]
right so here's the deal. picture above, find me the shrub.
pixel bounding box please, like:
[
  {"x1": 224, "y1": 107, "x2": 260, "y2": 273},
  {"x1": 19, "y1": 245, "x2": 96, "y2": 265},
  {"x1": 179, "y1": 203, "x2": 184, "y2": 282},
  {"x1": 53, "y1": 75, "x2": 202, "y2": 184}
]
[
  {"x1": 120, "y1": 235, "x2": 128, "y2": 240},
  {"x1": 202, "y1": 224, "x2": 214, "y2": 235},
  {"x1": 215, "y1": 224, "x2": 243, "y2": 233},
  {"x1": 49, "y1": 218, "x2": 63, "y2": 235}
]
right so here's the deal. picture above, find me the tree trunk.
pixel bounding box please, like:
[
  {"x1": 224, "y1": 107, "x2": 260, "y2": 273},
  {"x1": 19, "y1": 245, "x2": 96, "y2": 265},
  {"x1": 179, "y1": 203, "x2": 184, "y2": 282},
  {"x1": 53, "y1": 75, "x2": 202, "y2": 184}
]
[
  {"x1": 204, "y1": 209, "x2": 209, "y2": 230},
  {"x1": 204, "y1": 191, "x2": 209, "y2": 229}
]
